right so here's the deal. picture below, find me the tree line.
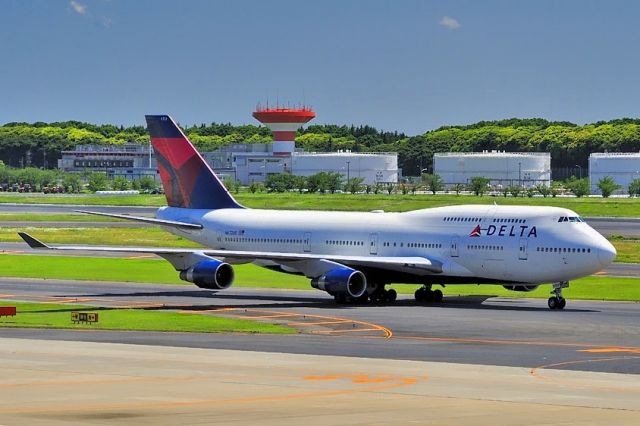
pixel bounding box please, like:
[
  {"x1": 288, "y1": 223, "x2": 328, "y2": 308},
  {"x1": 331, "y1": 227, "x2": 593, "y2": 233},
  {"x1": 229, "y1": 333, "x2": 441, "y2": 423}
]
[
  {"x1": 242, "y1": 172, "x2": 640, "y2": 198},
  {"x1": 1, "y1": 118, "x2": 639, "y2": 173}
]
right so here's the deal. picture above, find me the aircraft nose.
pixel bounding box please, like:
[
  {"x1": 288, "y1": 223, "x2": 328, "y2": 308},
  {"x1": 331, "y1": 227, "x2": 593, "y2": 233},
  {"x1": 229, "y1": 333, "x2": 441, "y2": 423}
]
[{"x1": 598, "y1": 241, "x2": 616, "y2": 267}]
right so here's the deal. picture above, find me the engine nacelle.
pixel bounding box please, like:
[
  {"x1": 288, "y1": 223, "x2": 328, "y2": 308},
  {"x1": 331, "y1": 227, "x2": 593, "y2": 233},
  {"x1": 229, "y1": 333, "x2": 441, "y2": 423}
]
[
  {"x1": 311, "y1": 267, "x2": 367, "y2": 298},
  {"x1": 503, "y1": 285, "x2": 539, "y2": 292},
  {"x1": 180, "y1": 259, "x2": 234, "y2": 290}
]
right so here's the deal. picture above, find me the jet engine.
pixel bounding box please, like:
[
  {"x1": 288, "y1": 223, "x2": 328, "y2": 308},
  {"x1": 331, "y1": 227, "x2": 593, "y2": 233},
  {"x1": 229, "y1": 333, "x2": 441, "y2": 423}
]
[
  {"x1": 503, "y1": 285, "x2": 539, "y2": 292},
  {"x1": 180, "y1": 259, "x2": 235, "y2": 290},
  {"x1": 311, "y1": 267, "x2": 367, "y2": 298}
]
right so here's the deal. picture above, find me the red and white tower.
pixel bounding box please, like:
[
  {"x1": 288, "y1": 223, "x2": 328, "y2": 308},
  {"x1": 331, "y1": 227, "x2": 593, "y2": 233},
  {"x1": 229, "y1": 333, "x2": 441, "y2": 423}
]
[{"x1": 253, "y1": 105, "x2": 316, "y2": 156}]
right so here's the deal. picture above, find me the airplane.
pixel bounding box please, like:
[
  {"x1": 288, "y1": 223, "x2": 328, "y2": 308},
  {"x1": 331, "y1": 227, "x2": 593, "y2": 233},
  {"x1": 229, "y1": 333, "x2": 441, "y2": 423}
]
[{"x1": 19, "y1": 115, "x2": 617, "y2": 310}]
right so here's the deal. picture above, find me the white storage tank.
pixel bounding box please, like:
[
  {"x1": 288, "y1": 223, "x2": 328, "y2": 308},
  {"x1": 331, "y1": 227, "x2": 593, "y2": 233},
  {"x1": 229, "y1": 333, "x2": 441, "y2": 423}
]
[
  {"x1": 292, "y1": 152, "x2": 398, "y2": 185},
  {"x1": 433, "y1": 151, "x2": 551, "y2": 188},
  {"x1": 589, "y1": 153, "x2": 640, "y2": 195}
]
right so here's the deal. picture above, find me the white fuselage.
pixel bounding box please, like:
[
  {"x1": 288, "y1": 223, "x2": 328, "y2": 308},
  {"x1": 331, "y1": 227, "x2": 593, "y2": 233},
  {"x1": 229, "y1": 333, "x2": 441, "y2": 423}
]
[{"x1": 157, "y1": 204, "x2": 616, "y2": 285}]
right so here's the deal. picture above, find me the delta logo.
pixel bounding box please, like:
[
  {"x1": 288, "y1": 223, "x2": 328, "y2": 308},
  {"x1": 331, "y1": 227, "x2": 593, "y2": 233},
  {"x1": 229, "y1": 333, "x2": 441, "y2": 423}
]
[
  {"x1": 469, "y1": 224, "x2": 538, "y2": 238},
  {"x1": 469, "y1": 225, "x2": 481, "y2": 237}
]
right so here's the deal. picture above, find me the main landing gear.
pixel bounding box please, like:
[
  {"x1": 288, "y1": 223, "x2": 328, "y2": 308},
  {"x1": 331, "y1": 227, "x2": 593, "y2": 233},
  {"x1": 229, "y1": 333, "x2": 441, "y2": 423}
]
[
  {"x1": 548, "y1": 281, "x2": 568, "y2": 310},
  {"x1": 333, "y1": 284, "x2": 397, "y2": 305},
  {"x1": 414, "y1": 285, "x2": 443, "y2": 303},
  {"x1": 369, "y1": 286, "x2": 397, "y2": 304}
]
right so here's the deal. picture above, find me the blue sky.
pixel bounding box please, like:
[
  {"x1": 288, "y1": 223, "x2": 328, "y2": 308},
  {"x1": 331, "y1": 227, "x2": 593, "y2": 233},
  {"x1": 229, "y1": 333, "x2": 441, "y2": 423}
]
[{"x1": 2, "y1": 0, "x2": 639, "y2": 134}]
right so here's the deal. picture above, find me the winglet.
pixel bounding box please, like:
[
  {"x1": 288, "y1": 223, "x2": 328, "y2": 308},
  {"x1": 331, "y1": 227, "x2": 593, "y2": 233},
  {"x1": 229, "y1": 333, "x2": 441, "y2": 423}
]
[{"x1": 18, "y1": 232, "x2": 50, "y2": 249}]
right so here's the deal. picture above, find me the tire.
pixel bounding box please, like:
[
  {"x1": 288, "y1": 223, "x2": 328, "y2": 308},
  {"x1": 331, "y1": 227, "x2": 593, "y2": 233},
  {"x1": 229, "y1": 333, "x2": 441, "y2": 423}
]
[
  {"x1": 547, "y1": 297, "x2": 558, "y2": 310},
  {"x1": 386, "y1": 289, "x2": 397, "y2": 303},
  {"x1": 432, "y1": 289, "x2": 443, "y2": 303},
  {"x1": 558, "y1": 298, "x2": 566, "y2": 310},
  {"x1": 414, "y1": 288, "x2": 424, "y2": 302}
]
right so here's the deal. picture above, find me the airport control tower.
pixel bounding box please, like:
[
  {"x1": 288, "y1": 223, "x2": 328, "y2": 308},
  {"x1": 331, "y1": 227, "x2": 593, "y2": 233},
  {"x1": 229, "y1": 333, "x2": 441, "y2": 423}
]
[{"x1": 253, "y1": 105, "x2": 316, "y2": 156}]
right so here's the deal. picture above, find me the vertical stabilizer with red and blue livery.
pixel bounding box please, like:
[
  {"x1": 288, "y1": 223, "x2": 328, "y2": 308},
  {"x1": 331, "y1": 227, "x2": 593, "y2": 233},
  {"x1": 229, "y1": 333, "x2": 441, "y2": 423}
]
[{"x1": 145, "y1": 115, "x2": 242, "y2": 210}]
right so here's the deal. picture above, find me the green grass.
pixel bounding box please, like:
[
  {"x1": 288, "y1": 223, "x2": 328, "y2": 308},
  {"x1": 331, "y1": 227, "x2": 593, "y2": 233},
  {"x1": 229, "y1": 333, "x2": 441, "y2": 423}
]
[
  {"x1": 0, "y1": 254, "x2": 639, "y2": 301},
  {"x1": 611, "y1": 239, "x2": 640, "y2": 263},
  {"x1": 0, "y1": 193, "x2": 165, "y2": 206},
  {"x1": 1, "y1": 192, "x2": 640, "y2": 217},
  {"x1": 236, "y1": 193, "x2": 640, "y2": 217},
  {"x1": 0, "y1": 301, "x2": 293, "y2": 334}
]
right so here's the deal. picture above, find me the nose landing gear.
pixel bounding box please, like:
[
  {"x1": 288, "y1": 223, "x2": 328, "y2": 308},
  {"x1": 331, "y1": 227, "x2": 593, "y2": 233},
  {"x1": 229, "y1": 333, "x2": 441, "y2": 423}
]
[{"x1": 548, "y1": 281, "x2": 568, "y2": 310}]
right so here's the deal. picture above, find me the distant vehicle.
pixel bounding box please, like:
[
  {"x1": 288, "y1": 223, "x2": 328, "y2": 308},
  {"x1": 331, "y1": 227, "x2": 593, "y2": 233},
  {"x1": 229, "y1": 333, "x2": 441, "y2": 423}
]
[
  {"x1": 42, "y1": 185, "x2": 65, "y2": 194},
  {"x1": 142, "y1": 188, "x2": 164, "y2": 194},
  {"x1": 6, "y1": 183, "x2": 33, "y2": 193},
  {"x1": 20, "y1": 115, "x2": 617, "y2": 310}
]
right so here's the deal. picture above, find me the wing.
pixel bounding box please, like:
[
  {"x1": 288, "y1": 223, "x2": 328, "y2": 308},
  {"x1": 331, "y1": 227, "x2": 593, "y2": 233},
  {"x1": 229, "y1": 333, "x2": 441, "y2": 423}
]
[
  {"x1": 18, "y1": 232, "x2": 443, "y2": 277},
  {"x1": 73, "y1": 210, "x2": 202, "y2": 229}
]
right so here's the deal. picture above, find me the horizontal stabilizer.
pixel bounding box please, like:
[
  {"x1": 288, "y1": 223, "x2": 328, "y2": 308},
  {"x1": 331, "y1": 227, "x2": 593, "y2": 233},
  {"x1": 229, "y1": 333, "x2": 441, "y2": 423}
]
[{"x1": 74, "y1": 210, "x2": 203, "y2": 229}]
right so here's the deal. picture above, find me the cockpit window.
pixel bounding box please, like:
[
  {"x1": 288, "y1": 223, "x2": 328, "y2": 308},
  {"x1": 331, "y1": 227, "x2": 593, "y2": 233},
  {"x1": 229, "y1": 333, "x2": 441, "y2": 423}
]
[{"x1": 558, "y1": 216, "x2": 585, "y2": 223}]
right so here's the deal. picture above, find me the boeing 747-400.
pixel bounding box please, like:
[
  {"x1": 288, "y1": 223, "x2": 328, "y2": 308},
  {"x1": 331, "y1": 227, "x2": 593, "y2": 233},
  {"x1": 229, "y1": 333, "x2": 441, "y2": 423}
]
[{"x1": 19, "y1": 115, "x2": 617, "y2": 310}]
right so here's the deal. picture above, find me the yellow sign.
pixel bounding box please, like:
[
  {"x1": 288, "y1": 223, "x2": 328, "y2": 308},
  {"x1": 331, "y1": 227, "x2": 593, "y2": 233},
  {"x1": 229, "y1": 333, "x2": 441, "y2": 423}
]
[{"x1": 71, "y1": 311, "x2": 99, "y2": 323}]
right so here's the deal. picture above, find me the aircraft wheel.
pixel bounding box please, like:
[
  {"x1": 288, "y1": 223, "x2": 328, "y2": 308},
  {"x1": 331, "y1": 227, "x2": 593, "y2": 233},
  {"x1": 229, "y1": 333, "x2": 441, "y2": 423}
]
[
  {"x1": 547, "y1": 297, "x2": 558, "y2": 310},
  {"x1": 558, "y1": 297, "x2": 566, "y2": 310},
  {"x1": 414, "y1": 288, "x2": 425, "y2": 302},
  {"x1": 355, "y1": 292, "x2": 369, "y2": 304},
  {"x1": 335, "y1": 294, "x2": 347, "y2": 305},
  {"x1": 386, "y1": 289, "x2": 397, "y2": 303},
  {"x1": 432, "y1": 289, "x2": 443, "y2": 303}
]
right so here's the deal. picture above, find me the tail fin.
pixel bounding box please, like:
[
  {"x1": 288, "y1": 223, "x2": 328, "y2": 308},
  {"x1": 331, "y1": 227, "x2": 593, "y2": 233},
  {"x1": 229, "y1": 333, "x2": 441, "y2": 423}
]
[{"x1": 145, "y1": 115, "x2": 242, "y2": 210}]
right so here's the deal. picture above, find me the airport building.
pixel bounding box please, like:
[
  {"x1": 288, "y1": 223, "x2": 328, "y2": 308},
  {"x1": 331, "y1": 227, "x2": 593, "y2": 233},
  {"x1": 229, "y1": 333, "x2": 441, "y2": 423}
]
[
  {"x1": 202, "y1": 106, "x2": 398, "y2": 185},
  {"x1": 433, "y1": 151, "x2": 551, "y2": 188},
  {"x1": 202, "y1": 144, "x2": 398, "y2": 185},
  {"x1": 57, "y1": 107, "x2": 399, "y2": 185},
  {"x1": 589, "y1": 152, "x2": 640, "y2": 195},
  {"x1": 58, "y1": 143, "x2": 159, "y2": 181}
]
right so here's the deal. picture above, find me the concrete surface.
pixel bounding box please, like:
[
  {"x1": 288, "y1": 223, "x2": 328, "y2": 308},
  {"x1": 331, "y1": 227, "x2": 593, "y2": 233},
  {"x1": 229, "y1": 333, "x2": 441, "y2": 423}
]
[{"x1": 0, "y1": 338, "x2": 638, "y2": 425}]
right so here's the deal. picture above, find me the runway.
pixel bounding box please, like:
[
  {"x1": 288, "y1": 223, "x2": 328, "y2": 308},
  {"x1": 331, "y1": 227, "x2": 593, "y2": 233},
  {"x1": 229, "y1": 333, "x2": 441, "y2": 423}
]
[{"x1": 1, "y1": 278, "x2": 639, "y2": 375}]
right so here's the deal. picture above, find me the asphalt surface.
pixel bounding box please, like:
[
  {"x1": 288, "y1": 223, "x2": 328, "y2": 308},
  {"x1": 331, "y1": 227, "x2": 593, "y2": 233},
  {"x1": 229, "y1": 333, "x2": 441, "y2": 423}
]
[
  {"x1": 585, "y1": 216, "x2": 640, "y2": 238},
  {"x1": 1, "y1": 278, "x2": 639, "y2": 375},
  {"x1": 4, "y1": 339, "x2": 639, "y2": 424}
]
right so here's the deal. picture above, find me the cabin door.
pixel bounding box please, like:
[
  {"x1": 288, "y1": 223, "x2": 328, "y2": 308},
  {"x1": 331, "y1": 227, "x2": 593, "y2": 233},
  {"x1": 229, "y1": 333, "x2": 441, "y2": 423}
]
[
  {"x1": 303, "y1": 232, "x2": 311, "y2": 253},
  {"x1": 450, "y1": 236, "x2": 460, "y2": 257},
  {"x1": 518, "y1": 238, "x2": 528, "y2": 260},
  {"x1": 369, "y1": 233, "x2": 378, "y2": 255}
]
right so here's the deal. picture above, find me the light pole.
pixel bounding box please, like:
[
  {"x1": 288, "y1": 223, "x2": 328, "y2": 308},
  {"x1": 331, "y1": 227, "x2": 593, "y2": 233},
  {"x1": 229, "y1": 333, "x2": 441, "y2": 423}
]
[
  {"x1": 575, "y1": 164, "x2": 582, "y2": 179},
  {"x1": 346, "y1": 161, "x2": 350, "y2": 182},
  {"x1": 518, "y1": 162, "x2": 521, "y2": 187}
]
